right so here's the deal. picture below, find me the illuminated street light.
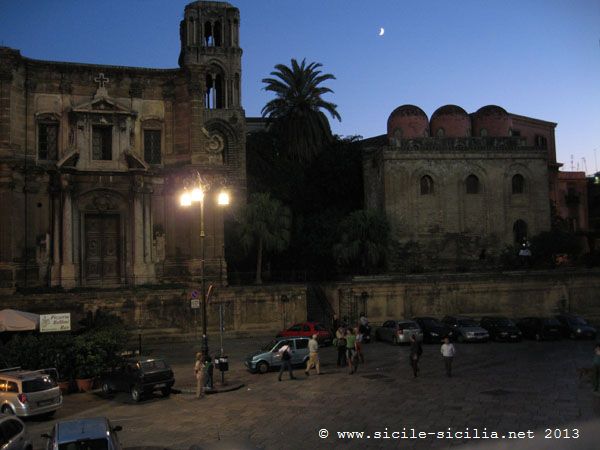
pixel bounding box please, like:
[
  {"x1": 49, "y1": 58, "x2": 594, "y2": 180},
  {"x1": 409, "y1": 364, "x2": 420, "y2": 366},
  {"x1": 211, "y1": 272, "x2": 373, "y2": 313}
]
[{"x1": 179, "y1": 172, "x2": 230, "y2": 356}]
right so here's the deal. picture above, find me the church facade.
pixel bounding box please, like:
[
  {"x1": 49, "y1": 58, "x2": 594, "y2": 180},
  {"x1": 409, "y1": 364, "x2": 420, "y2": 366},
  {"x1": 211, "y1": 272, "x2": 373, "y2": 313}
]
[
  {"x1": 0, "y1": 1, "x2": 245, "y2": 292},
  {"x1": 363, "y1": 104, "x2": 556, "y2": 269}
]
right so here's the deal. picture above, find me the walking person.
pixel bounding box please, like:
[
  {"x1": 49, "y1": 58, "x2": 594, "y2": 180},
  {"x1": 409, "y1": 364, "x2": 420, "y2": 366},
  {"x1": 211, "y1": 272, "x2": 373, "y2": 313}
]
[
  {"x1": 355, "y1": 327, "x2": 365, "y2": 364},
  {"x1": 440, "y1": 337, "x2": 456, "y2": 377},
  {"x1": 305, "y1": 334, "x2": 321, "y2": 376},
  {"x1": 346, "y1": 328, "x2": 358, "y2": 374},
  {"x1": 593, "y1": 344, "x2": 600, "y2": 394},
  {"x1": 409, "y1": 334, "x2": 423, "y2": 377},
  {"x1": 194, "y1": 352, "x2": 205, "y2": 399},
  {"x1": 278, "y1": 341, "x2": 296, "y2": 381},
  {"x1": 336, "y1": 325, "x2": 347, "y2": 367}
]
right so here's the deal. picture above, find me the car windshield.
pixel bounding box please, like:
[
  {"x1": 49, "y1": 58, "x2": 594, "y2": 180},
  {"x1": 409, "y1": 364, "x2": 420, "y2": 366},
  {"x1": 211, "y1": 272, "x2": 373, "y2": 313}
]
[
  {"x1": 543, "y1": 318, "x2": 561, "y2": 326},
  {"x1": 492, "y1": 318, "x2": 515, "y2": 327},
  {"x1": 568, "y1": 317, "x2": 588, "y2": 326},
  {"x1": 458, "y1": 319, "x2": 478, "y2": 327},
  {"x1": 314, "y1": 324, "x2": 326, "y2": 331},
  {"x1": 22, "y1": 376, "x2": 57, "y2": 393},
  {"x1": 59, "y1": 439, "x2": 109, "y2": 450},
  {"x1": 140, "y1": 360, "x2": 167, "y2": 371},
  {"x1": 398, "y1": 322, "x2": 419, "y2": 329},
  {"x1": 262, "y1": 339, "x2": 278, "y2": 351},
  {"x1": 422, "y1": 319, "x2": 442, "y2": 327}
]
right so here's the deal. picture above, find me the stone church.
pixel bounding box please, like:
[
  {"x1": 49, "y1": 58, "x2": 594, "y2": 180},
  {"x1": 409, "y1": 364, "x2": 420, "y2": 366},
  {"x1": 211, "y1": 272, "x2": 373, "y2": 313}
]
[
  {"x1": 0, "y1": 1, "x2": 246, "y2": 292},
  {"x1": 363, "y1": 104, "x2": 557, "y2": 269}
]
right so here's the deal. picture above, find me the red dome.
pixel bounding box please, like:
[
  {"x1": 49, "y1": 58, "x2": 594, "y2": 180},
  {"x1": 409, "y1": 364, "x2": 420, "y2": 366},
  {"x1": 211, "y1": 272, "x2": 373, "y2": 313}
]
[
  {"x1": 430, "y1": 105, "x2": 471, "y2": 138},
  {"x1": 472, "y1": 105, "x2": 512, "y2": 137},
  {"x1": 387, "y1": 104, "x2": 429, "y2": 142}
]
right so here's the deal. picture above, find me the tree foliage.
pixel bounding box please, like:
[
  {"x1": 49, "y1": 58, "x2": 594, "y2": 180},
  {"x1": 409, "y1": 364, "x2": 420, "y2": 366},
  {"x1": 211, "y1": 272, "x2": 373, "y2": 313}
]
[
  {"x1": 235, "y1": 193, "x2": 292, "y2": 284},
  {"x1": 261, "y1": 58, "x2": 341, "y2": 163},
  {"x1": 333, "y1": 209, "x2": 390, "y2": 274}
]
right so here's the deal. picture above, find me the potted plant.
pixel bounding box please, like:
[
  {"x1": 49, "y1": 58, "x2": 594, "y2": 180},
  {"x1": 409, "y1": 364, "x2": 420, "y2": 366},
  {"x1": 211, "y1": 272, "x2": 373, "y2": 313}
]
[{"x1": 73, "y1": 337, "x2": 105, "y2": 392}]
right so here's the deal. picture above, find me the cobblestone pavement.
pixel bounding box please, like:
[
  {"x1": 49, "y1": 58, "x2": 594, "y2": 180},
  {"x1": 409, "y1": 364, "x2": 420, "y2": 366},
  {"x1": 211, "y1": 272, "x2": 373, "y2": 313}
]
[{"x1": 25, "y1": 337, "x2": 600, "y2": 450}]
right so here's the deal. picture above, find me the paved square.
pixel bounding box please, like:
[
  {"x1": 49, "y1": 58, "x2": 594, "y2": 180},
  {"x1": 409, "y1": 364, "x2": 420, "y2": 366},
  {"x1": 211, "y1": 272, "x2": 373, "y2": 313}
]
[{"x1": 25, "y1": 337, "x2": 600, "y2": 449}]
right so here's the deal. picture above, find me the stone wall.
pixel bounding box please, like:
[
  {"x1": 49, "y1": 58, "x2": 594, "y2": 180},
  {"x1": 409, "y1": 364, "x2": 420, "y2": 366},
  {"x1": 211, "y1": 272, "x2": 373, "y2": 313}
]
[
  {"x1": 323, "y1": 269, "x2": 600, "y2": 325},
  {"x1": 0, "y1": 284, "x2": 307, "y2": 338}
]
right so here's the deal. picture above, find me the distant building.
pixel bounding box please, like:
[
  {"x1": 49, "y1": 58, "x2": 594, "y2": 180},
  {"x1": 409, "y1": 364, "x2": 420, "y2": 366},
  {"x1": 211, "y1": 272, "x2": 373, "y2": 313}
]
[
  {"x1": 0, "y1": 1, "x2": 246, "y2": 292},
  {"x1": 363, "y1": 104, "x2": 557, "y2": 269},
  {"x1": 555, "y1": 171, "x2": 589, "y2": 232},
  {"x1": 588, "y1": 173, "x2": 600, "y2": 233}
]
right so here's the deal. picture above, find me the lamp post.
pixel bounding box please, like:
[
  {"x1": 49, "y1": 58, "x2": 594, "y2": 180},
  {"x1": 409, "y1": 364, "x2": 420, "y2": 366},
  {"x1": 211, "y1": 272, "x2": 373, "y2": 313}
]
[{"x1": 180, "y1": 172, "x2": 230, "y2": 356}]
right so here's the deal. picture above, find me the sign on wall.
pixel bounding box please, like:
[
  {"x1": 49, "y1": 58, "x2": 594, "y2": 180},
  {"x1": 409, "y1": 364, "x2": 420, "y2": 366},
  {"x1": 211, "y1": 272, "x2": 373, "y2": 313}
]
[{"x1": 40, "y1": 313, "x2": 71, "y2": 332}]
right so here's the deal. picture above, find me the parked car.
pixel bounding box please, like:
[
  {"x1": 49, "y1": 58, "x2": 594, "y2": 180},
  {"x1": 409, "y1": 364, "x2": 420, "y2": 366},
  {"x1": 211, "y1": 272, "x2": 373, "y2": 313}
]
[
  {"x1": 99, "y1": 357, "x2": 174, "y2": 402},
  {"x1": 276, "y1": 322, "x2": 333, "y2": 345},
  {"x1": 479, "y1": 316, "x2": 522, "y2": 342},
  {"x1": 0, "y1": 414, "x2": 32, "y2": 450},
  {"x1": 516, "y1": 317, "x2": 562, "y2": 341},
  {"x1": 412, "y1": 317, "x2": 453, "y2": 343},
  {"x1": 441, "y1": 316, "x2": 489, "y2": 343},
  {"x1": 42, "y1": 417, "x2": 122, "y2": 450},
  {"x1": 0, "y1": 368, "x2": 62, "y2": 418},
  {"x1": 555, "y1": 314, "x2": 597, "y2": 340},
  {"x1": 375, "y1": 320, "x2": 423, "y2": 345},
  {"x1": 245, "y1": 337, "x2": 310, "y2": 374}
]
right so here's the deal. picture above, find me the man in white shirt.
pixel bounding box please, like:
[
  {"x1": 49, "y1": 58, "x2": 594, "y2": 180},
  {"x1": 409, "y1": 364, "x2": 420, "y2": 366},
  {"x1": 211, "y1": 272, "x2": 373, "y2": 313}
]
[
  {"x1": 305, "y1": 334, "x2": 320, "y2": 376},
  {"x1": 440, "y1": 337, "x2": 456, "y2": 377}
]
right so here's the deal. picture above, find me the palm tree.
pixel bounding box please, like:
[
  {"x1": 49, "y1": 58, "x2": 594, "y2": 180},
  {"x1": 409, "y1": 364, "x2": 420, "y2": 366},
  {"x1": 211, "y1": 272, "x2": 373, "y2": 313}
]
[
  {"x1": 237, "y1": 193, "x2": 292, "y2": 284},
  {"x1": 333, "y1": 209, "x2": 390, "y2": 274},
  {"x1": 261, "y1": 58, "x2": 341, "y2": 163}
]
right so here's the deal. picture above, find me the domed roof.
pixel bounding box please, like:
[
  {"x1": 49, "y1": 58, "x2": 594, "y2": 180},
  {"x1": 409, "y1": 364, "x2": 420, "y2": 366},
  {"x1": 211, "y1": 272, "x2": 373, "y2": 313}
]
[
  {"x1": 431, "y1": 104, "x2": 469, "y2": 119},
  {"x1": 472, "y1": 104, "x2": 512, "y2": 137},
  {"x1": 474, "y1": 105, "x2": 509, "y2": 117},
  {"x1": 387, "y1": 104, "x2": 429, "y2": 141},
  {"x1": 388, "y1": 104, "x2": 428, "y2": 119},
  {"x1": 430, "y1": 104, "x2": 471, "y2": 138}
]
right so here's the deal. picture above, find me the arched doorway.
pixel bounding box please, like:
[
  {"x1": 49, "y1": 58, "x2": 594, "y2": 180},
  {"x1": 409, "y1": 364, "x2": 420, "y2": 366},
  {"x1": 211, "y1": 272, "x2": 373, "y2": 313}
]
[{"x1": 513, "y1": 219, "x2": 528, "y2": 245}]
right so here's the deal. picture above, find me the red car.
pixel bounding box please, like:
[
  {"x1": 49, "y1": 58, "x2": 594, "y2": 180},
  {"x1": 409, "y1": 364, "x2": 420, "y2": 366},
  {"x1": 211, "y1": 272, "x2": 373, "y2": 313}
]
[{"x1": 276, "y1": 322, "x2": 333, "y2": 346}]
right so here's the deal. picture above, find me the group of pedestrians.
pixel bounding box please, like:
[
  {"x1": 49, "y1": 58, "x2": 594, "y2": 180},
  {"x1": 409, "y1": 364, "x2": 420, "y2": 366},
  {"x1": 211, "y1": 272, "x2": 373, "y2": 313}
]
[
  {"x1": 335, "y1": 324, "x2": 365, "y2": 374},
  {"x1": 407, "y1": 335, "x2": 455, "y2": 378}
]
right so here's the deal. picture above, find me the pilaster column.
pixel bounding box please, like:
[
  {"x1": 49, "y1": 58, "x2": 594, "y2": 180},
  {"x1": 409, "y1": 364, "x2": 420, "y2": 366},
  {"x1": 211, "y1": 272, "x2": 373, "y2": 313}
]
[
  {"x1": 60, "y1": 176, "x2": 76, "y2": 288},
  {"x1": 143, "y1": 189, "x2": 153, "y2": 263},
  {"x1": 50, "y1": 188, "x2": 61, "y2": 286}
]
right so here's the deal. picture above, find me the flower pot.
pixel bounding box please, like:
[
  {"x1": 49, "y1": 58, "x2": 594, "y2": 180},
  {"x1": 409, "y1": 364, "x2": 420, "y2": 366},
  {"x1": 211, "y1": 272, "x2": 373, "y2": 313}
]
[
  {"x1": 58, "y1": 380, "x2": 71, "y2": 394},
  {"x1": 75, "y1": 378, "x2": 94, "y2": 392}
]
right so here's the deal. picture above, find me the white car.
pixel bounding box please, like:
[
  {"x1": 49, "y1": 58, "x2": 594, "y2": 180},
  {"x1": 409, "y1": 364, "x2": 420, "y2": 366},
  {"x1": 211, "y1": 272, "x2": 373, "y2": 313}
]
[{"x1": 0, "y1": 414, "x2": 32, "y2": 450}]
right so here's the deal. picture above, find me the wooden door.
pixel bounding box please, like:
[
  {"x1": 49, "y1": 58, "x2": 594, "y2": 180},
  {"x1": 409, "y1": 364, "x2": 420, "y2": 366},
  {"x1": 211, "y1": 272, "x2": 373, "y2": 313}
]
[{"x1": 85, "y1": 214, "x2": 121, "y2": 285}]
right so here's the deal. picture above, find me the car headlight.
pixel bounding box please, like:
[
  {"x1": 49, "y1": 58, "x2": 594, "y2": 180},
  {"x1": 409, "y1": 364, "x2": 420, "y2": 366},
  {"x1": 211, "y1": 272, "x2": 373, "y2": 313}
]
[
  {"x1": 576, "y1": 328, "x2": 582, "y2": 333},
  {"x1": 430, "y1": 332, "x2": 438, "y2": 336},
  {"x1": 500, "y1": 332, "x2": 508, "y2": 335},
  {"x1": 466, "y1": 332, "x2": 475, "y2": 337}
]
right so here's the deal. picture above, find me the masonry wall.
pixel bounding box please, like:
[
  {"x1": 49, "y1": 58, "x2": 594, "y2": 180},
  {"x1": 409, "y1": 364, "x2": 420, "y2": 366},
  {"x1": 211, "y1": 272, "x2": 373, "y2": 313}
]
[
  {"x1": 0, "y1": 284, "x2": 307, "y2": 338},
  {"x1": 323, "y1": 269, "x2": 600, "y2": 325}
]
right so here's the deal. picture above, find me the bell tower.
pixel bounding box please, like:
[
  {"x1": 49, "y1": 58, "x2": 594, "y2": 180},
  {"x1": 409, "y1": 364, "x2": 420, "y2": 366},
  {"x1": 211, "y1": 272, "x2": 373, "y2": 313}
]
[{"x1": 179, "y1": 1, "x2": 242, "y2": 111}]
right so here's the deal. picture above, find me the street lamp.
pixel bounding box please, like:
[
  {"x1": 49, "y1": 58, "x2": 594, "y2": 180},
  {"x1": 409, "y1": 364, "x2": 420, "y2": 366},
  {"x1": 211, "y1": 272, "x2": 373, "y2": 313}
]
[{"x1": 180, "y1": 172, "x2": 230, "y2": 356}]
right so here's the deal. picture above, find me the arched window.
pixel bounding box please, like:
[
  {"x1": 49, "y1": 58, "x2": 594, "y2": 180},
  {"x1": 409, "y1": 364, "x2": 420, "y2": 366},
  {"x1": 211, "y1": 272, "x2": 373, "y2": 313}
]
[
  {"x1": 420, "y1": 175, "x2": 434, "y2": 195},
  {"x1": 512, "y1": 174, "x2": 525, "y2": 194},
  {"x1": 513, "y1": 220, "x2": 528, "y2": 244},
  {"x1": 480, "y1": 128, "x2": 488, "y2": 137},
  {"x1": 466, "y1": 174, "x2": 479, "y2": 194},
  {"x1": 436, "y1": 128, "x2": 445, "y2": 138}
]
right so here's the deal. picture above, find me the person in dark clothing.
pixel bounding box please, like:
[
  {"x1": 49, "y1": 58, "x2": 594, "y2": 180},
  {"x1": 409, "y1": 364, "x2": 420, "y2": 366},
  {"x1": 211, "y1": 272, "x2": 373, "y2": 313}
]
[
  {"x1": 277, "y1": 342, "x2": 296, "y2": 381},
  {"x1": 331, "y1": 313, "x2": 340, "y2": 335},
  {"x1": 335, "y1": 325, "x2": 347, "y2": 367},
  {"x1": 593, "y1": 344, "x2": 600, "y2": 394},
  {"x1": 409, "y1": 334, "x2": 423, "y2": 377}
]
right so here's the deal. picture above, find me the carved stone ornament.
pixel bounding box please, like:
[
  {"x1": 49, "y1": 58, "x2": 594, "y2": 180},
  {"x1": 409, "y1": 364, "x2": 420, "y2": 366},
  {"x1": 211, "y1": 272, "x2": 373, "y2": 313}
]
[
  {"x1": 207, "y1": 133, "x2": 225, "y2": 154},
  {"x1": 88, "y1": 194, "x2": 118, "y2": 212}
]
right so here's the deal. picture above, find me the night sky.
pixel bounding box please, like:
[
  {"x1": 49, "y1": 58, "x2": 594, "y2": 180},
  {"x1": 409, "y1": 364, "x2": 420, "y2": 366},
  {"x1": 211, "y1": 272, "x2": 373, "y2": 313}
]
[{"x1": 1, "y1": 0, "x2": 598, "y2": 173}]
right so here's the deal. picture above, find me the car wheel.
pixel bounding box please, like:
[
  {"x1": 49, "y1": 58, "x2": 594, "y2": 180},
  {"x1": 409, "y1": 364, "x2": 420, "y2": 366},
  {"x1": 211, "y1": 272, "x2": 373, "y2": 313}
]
[
  {"x1": 161, "y1": 387, "x2": 171, "y2": 397},
  {"x1": 131, "y1": 385, "x2": 142, "y2": 402},
  {"x1": 457, "y1": 334, "x2": 465, "y2": 343},
  {"x1": 101, "y1": 382, "x2": 112, "y2": 395},
  {"x1": 1, "y1": 405, "x2": 13, "y2": 415},
  {"x1": 256, "y1": 361, "x2": 269, "y2": 374}
]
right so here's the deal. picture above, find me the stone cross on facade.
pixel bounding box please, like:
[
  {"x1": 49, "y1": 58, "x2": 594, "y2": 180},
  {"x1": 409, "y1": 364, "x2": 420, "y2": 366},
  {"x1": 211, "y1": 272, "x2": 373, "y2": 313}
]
[{"x1": 94, "y1": 73, "x2": 109, "y2": 88}]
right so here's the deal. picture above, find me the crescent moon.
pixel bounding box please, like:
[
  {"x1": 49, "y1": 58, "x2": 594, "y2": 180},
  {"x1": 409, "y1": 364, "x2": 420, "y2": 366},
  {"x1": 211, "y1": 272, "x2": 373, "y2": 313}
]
[{"x1": 379, "y1": 27, "x2": 385, "y2": 36}]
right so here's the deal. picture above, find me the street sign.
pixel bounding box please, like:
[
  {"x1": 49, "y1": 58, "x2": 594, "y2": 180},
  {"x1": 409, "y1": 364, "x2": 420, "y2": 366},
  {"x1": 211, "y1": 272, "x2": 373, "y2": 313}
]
[
  {"x1": 40, "y1": 313, "x2": 71, "y2": 332},
  {"x1": 191, "y1": 290, "x2": 199, "y2": 299},
  {"x1": 190, "y1": 298, "x2": 200, "y2": 309}
]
